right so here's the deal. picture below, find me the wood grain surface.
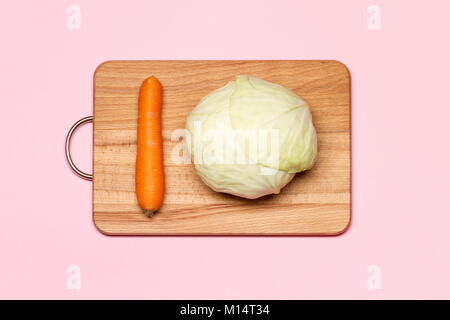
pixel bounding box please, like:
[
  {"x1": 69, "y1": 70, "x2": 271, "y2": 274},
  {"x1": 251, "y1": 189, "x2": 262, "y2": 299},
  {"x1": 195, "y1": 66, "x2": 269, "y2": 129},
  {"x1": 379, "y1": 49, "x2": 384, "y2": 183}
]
[{"x1": 93, "y1": 60, "x2": 351, "y2": 235}]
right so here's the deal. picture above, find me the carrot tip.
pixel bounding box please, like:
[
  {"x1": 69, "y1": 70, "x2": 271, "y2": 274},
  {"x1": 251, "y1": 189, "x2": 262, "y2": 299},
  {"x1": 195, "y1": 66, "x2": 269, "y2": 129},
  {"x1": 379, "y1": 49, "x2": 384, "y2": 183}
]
[{"x1": 143, "y1": 209, "x2": 156, "y2": 218}]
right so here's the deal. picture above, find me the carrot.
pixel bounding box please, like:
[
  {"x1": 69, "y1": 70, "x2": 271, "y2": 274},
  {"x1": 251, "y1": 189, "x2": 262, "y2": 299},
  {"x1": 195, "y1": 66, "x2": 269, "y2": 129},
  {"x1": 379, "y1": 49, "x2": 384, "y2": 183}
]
[{"x1": 135, "y1": 76, "x2": 164, "y2": 217}]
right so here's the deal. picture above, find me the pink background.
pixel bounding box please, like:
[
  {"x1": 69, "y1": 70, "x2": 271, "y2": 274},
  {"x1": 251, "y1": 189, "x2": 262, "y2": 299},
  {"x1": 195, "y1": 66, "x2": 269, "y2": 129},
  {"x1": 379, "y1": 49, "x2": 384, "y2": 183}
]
[{"x1": 1, "y1": 0, "x2": 449, "y2": 299}]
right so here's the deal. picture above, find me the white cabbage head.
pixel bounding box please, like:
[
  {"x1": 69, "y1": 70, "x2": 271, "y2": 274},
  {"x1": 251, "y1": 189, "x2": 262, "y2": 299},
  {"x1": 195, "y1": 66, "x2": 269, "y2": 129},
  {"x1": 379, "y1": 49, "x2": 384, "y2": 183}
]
[{"x1": 186, "y1": 75, "x2": 317, "y2": 199}]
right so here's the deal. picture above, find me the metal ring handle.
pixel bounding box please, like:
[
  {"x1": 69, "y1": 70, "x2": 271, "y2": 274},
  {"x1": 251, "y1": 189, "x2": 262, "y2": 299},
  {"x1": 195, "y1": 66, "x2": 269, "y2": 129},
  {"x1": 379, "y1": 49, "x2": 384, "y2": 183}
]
[{"x1": 65, "y1": 116, "x2": 93, "y2": 180}]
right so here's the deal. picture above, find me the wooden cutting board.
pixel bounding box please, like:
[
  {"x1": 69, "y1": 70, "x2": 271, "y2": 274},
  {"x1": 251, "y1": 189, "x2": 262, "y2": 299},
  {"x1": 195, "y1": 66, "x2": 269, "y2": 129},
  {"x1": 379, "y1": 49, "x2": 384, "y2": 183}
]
[{"x1": 93, "y1": 60, "x2": 351, "y2": 235}]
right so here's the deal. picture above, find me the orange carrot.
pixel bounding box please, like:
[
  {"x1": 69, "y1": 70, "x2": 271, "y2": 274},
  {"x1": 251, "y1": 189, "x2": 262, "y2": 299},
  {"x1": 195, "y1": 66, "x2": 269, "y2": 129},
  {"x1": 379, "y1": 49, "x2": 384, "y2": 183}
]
[{"x1": 135, "y1": 76, "x2": 164, "y2": 217}]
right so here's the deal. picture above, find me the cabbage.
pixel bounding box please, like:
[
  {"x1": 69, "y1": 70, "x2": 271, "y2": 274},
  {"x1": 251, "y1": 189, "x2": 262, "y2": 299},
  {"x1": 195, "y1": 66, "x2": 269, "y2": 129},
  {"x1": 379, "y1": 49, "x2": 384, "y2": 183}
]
[{"x1": 185, "y1": 75, "x2": 317, "y2": 199}]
